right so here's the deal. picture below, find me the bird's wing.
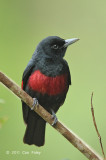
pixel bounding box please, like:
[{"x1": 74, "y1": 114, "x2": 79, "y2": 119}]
[
  {"x1": 68, "y1": 68, "x2": 71, "y2": 85},
  {"x1": 22, "y1": 59, "x2": 35, "y2": 90},
  {"x1": 22, "y1": 59, "x2": 35, "y2": 124},
  {"x1": 63, "y1": 60, "x2": 71, "y2": 85}
]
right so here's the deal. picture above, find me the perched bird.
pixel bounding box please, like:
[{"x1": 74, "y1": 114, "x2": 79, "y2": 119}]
[{"x1": 21, "y1": 36, "x2": 79, "y2": 146}]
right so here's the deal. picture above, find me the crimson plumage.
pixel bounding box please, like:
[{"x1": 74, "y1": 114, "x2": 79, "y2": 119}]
[{"x1": 28, "y1": 70, "x2": 68, "y2": 95}]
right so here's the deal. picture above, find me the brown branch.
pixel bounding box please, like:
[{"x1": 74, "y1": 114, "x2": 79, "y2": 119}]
[
  {"x1": 91, "y1": 92, "x2": 105, "y2": 159},
  {"x1": 0, "y1": 71, "x2": 103, "y2": 160}
]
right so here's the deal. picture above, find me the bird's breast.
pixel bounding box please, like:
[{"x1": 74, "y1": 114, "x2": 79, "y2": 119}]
[{"x1": 28, "y1": 70, "x2": 68, "y2": 96}]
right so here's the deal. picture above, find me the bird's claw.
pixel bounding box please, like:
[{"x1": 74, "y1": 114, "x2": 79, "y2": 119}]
[
  {"x1": 31, "y1": 98, "x2": 39, "y2": 110},
  {"x1": 51, "y1": 110, "x2": 58, "y2": 126}
]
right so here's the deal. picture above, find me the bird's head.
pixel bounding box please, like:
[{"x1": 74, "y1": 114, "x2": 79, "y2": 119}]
[{"x1": 35, "y1": 36, "x2": 79, "y2": 59}]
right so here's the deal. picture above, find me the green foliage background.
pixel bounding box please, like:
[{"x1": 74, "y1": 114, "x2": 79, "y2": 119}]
[{"x1": 0, "y1": 0, "x2": 106, "y2": 159}]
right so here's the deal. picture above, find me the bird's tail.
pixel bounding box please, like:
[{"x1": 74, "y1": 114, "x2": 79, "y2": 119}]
[{"x1": 23, "y1": 112, "x2": 46, "y2": 146}]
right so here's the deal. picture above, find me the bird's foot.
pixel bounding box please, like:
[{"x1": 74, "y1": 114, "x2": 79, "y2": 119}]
[
  {"x1": 31, "y1": 98, "x2": 39, "y2": 110},
  {"x1": 51, "y1": 110, "x2": 58, "y2": 126}
]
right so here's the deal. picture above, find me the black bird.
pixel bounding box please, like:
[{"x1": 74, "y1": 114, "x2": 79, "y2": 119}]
[{"x1": 21, "y1": 36, "x2": 79, "y2": 146}]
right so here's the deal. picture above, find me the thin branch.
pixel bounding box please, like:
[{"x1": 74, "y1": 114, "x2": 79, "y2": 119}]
[
  {"x1": 0, "y1": 71, "x2": 103, "y2": 160},
  {"x1": 91, "y1": 92, "x2": 105, "y2": 159}
]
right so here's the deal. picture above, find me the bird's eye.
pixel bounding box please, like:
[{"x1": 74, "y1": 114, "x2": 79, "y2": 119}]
[{"x1": 52, "y1": 44, "x2": 59, "y2": 49}]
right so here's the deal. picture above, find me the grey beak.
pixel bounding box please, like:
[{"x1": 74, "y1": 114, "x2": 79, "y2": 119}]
[{"x1": 64, "y1": 38, "x2": 79, "y2": 48}]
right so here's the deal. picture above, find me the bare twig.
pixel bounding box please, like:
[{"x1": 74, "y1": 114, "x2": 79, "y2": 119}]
[
  {"x1": 91, "y1": 92, "x2": 105, "y2": 159},
  {"x1": 0, "y1": 72, "x2": 103, "y2": 160}
]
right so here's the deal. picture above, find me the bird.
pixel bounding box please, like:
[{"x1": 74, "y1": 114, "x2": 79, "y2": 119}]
[{"x1": 21, "y1": 36, "x2": 79, "y2": 146}]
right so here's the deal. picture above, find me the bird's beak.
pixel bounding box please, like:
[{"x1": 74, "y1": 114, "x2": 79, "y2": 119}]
[{"x1": 64, "y1": 38, "x2": 79, "y2": 48}]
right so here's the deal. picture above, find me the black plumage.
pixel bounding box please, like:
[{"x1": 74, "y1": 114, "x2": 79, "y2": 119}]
[{"x1": 22, "y1": 36, "x2": 79, "y2": 146}]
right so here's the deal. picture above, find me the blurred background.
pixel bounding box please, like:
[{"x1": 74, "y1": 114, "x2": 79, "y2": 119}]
[{"x1": 0, "y1": 0, "x2": 106, "y2": 159}]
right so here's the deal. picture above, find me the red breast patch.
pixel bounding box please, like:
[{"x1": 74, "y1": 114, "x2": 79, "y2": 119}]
[{"x1": 28, "y1": 70, "x2": 68, "y2": 96}]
